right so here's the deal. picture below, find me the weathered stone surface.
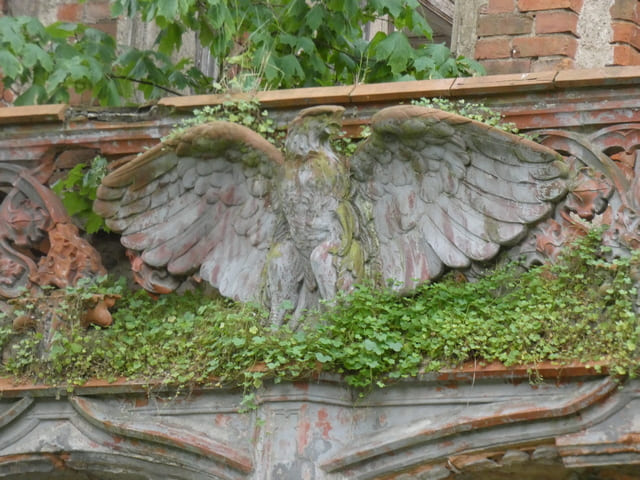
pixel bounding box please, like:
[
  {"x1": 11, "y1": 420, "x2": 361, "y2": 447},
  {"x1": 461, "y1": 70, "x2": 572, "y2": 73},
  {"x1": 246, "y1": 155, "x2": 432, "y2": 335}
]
[
  {"x1": 508, "y1": 123, "x2": 640, "y2": 267},
  {"x1": 1, "y1": 70, "x2": 640, "y2": 479},
  {"x1": 0, "y1": 374, "x2": 636, "y2": 479},
  {"x1": 95, "y1": 105, "x2": 567, "y2": 328},
  {"x1": 0, "y1": 164, "x2": 105, "y2": 299}
]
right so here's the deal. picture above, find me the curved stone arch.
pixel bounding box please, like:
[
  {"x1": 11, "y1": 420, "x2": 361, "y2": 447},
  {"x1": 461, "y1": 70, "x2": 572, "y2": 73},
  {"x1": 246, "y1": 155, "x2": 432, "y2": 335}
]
[
  {"x1": 0, "y1": 376, "x2": 640, "y2": 479},
  {"x1": 0, "y1": 451, "x2": 219, "y2": 480},
  {"x1": 0, "y1": 395, "x2": 253, "y2": 480},
  {"x1": 588, "y1": 123, "x2": 640, "y2": 154},
  {"x1": 536, "y1": 129, "x2": 630, "y2": 203}
]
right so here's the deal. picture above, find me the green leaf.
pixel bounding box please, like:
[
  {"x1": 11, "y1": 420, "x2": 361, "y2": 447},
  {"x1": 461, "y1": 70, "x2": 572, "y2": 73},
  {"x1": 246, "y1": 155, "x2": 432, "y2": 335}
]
[
  {"x1": 61, "y1": 192, "x2": 91, "y2": 216},
  {"x1": 85, "y1": 213, "x2": 108, "y2": 234},
  {"x1": 413, "y1": 55, "x2": 435, "y2": 73},
  {"x1": 46, "y1": 68, "x2": 69, "y2": 92},
  {"x1": 305, "y1": 5, "x2": 325, "y2": 30},
  {"x1": 0, "y1": 51, "x2": 21, "y2": 79},
  {"x1": 45, "y1": 21, "x2": 80, "y2": 39},
  {"x1": 0, "y1": 17, "x2": 25, "y2": 51},
  {"x1": 23, "y1": 17, "x2": 47, "y2": 39},
  {"x1": 14, "y1": 85, "x2": 46, "y2": 106},
  {"x1": 423, "y1": 43, "x2": 450, "y2": 66},
  {"x1": 279, "y1": 33, "x2": 299, "y2": 48},
  {"x1": 362, "y1": 339, "x2": 382, "y2": 354},
  {"x1": 381, "y1": 0, "x2": 403, "y2": 17},
  {"x1": 21, "y1": 44, "x2": 53, "y2": 71},
  {"x1": 315, "y1": 353, "x2": 332, "y2": 363},
  {"x1": 372, "y1": 32, "x2": 413, "y2": 76},
  {"x1": 84, "y1": 58, "x2": 106, "y2": 83},
  {"x1": 157, "y1": 22, "x2": 183, "y2": 54},
  {"x1": 410, "y1": 9, "x2": 433, "y2": 37},
  {"x1": 157, "y1": 0, "x2": 178, "y2": 20},
  {"x1": 278, "y1": 54, "x2": 304, "y2": 81},
  {"x1": 66, "y1": 59, "x2": 91, "y2": 81}
]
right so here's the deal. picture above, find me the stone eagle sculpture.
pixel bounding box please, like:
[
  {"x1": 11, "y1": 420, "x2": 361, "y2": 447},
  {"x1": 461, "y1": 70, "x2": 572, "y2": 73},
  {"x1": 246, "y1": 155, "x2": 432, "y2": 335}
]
[{"x1": 94, "y1": 105, "x2": 567, "y2": 327}]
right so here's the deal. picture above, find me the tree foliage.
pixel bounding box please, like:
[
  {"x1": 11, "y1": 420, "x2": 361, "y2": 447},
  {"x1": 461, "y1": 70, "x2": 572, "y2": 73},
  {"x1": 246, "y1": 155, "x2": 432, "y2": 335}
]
[
  {"x1": 0, "y1": 1, "x2": 483, "y2": 106},
  {"x1": 0, "y1": 15, "x2": 209, "y2": 105},
  {"x1": 112, "y1": 0, "x2": 483, "y2": 89}
]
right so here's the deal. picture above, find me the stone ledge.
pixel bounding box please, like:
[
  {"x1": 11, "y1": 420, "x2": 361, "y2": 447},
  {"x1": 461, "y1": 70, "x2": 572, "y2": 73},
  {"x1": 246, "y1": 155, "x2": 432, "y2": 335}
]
[
  {"x1": 0, "y1": 373, "x2": 630, "y2": 479},
  {"x1": 0, "y1": 67, "x2": 639, "y2": 126},
  {"x1": 553, "y1": 66, "x2": 640, "y2": 87},
  {"x1": 0, "y1": 104, "x2": 67, "y2": 125},
  {"x1": 153, "y1": 66, "x2": 640, "y2": 111},
  {"x1": 0, "y1": 360, "x2": 611, "y2": 397}
]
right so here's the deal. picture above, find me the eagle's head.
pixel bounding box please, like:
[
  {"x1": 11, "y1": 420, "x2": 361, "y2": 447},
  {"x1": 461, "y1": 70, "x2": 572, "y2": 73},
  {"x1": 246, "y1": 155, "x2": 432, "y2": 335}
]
[{"x1": 285, "y1": 105, "x2": 345, "y2": 160}]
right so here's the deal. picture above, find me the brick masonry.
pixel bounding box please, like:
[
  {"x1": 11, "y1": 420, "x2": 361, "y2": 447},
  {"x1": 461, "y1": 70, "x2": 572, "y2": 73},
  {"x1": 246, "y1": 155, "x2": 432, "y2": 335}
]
[
  {"x1": 474, "y1": 0, "x2": 640, "y2": 74},
  {"x1": 611, "y1": 0, "x2": 640, "y2": 68}
]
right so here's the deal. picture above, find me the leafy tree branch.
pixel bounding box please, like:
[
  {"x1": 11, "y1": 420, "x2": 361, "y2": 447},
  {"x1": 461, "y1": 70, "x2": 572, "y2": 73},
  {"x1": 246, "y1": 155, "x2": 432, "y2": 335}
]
[{"x1": 0, "y1": 1, "x2": 484, "y2": 106}]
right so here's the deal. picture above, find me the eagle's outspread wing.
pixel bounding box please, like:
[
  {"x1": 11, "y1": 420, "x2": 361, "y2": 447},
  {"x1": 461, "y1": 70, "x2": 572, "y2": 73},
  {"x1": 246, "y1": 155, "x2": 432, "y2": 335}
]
[
  {"x1": 94, "y1": 121, "x2": 283, "y2": 301},
  {"x1": 351, "y1": 105, "x2": 567, "y2": 290}
]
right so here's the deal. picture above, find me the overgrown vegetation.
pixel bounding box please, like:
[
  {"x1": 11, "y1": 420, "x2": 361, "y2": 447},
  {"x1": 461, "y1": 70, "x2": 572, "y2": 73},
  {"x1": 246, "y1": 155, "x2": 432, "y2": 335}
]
[
  {"x1": 111, "y1": 0, "x2": 484, "y2": 89},
  {"x1": 1, "y1": 228, "x2": 638, "y2": 396},
  {"x1": 0, "y1": 1, "x2": 483, "y2": 106},
  {"x1": 0, "y1": 16, "x2": 209, "y2": 105},
  {"x1": 165, "y1": 99, "x2": 281, "y2": 143},
  {"x1": 412, "y1": 97, "x2": 520, "y2": 135},
  {"x1": 166, "y1": 98, "x2": 367, "y2": 154},
  {"x1": 51, "y1": 155, "x2": 110, "y2": 234}
]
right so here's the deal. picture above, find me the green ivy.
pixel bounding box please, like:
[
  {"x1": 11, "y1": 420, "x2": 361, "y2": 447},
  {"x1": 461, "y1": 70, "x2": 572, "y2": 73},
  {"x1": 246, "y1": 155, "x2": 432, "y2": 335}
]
[
  {"x1": 1, "y1": 228, "x2": 638, "y2": 396},
  {"x1": 166, "y1": 99, "x2": 282, "y2": 144},
  {"x1": 412, "y1": 97, "x2": 521, "y2": 135},
  {"x1": 52, "y1": 155, "x2": 109, "y2": 234}
]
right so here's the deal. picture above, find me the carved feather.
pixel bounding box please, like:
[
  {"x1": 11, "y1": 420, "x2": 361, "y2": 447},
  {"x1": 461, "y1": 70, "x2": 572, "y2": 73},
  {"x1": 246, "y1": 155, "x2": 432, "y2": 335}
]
[
  {"x1": 351, "y1": 105, "x2": 567, "y2": 288},
  {"x1": 94, "y1": 122, "x2": 283, "y2": 300}
]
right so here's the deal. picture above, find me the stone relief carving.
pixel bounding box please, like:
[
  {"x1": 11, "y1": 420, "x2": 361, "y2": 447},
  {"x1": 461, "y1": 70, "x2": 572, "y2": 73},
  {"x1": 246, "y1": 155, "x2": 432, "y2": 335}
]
[
  {"x1": 0, "y1": 374, "x2": 637, "y2": 480},
  {"x1": 0, "y1": 163, "x2": 110, "y2": 333},
  {"x1": 94, "y1": 105, "x2": 568, "y2": 326},
  {"x1": 5, "y1": 105, "x2": 635, "y2": 333},
  {"x1": 2, "y1": 104, "x2": 640, "y2": 479},
  {"x1": 511, "y1": 124, "x2": 640, "y2": 267},
  {"x1": 0, "y1": 164, "x2": 106, "y2": 297}
]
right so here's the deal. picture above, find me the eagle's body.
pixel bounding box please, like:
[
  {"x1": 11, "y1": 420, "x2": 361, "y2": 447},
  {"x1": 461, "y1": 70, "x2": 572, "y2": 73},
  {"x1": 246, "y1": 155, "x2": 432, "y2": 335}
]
[{"x1": 267, "y1": 106, "x2": 363, "y2": 323}]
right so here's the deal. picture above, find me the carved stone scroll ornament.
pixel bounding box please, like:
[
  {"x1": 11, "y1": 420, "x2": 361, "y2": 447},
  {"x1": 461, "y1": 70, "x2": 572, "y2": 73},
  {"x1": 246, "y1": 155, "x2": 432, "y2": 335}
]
[
  {"x1": 511, "y1": 125, "x2": 640, "y2": 265},
  {"x1": 94, "y1": 105, "x2": 568, "y2": 327},
  {"x1": 0, "y1": 163, "x2": 106, "y2": 301}
]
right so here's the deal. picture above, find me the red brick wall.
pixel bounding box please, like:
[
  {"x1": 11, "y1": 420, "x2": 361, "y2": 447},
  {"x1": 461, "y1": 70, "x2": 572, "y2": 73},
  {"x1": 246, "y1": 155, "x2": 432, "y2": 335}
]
[
  {"x1": 476, "y1": 0, "x2": 583, "y2": 74},
  {"x1": 55, "y1": 1, "x2": 116, "y2": 36},
  {"x1": 475, "y1": 0, "x2": 640, "y2": 74},
  {"x1": 0, "y1": 1, "x2": 115, "y2": 35},
  {"x1": 611, "y1": 0, "x2": 640, "y2": 66}
]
